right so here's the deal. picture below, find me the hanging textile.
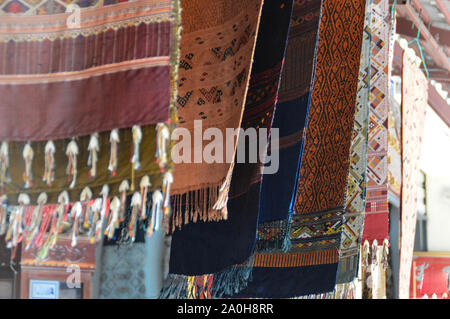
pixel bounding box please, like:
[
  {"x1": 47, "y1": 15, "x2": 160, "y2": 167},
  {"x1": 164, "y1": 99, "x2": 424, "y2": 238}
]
[
  {"x1": 0, "y1": 0, "x2": 181, "y2": 258},
  {"x1": 290, "y1": 0, "x2": 366, "y2": 284},
  {"x1": 0, "y1": 0, "x2": 174, "y2": 141},
  {"x1": 161, "y1": 0, "x2": 293, "y2": 299},
  {"x1": 170, "y1": 0, "x2": 263, "y2": 228},
  {"x1": 256, "y1": 0, "x2": 322, "y2": 252},
  {"x1": 361, "y1": 0, "x2": 390, "y2": 245},
  {"x1": 238, "y1": 0, "x2": 367, "y2": 298},
  {"x1": 398, "y1": 47, "x2": 428, "y2": 299},
  {"x1": 336, "y1": 0, "x2": 372, "y2": 284}
]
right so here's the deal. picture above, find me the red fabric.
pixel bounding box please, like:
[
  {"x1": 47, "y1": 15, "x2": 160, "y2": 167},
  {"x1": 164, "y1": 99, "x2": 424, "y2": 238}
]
[
  {"x1": 361, "y1": 212, "x2": 389, "y2": 243},
  {"x1": 0, "y1": 66, "x2": 169, "y2": 141}
]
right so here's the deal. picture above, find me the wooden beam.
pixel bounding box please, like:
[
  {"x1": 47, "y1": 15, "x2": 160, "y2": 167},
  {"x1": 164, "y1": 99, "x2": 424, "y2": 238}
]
[
  {"x1": 396, "y1": 16, "x2": 450, "y2": 47},
  {"x1": 435, "y1": 0, "x2": 450, "y2": 26},
  {"x1": 398, "y1": 3, "x2": 450, "y2": 73},
  {"x1": 393, "y1": 42, "x2": 450, "y2": 128}
]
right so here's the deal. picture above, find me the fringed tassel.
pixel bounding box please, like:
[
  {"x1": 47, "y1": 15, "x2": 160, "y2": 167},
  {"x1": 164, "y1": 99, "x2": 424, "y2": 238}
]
[
  {"x1": 362, "y1": 240, "x2": 370, "y2": 268},
  {"x1": 42, "y1": 141, "x2": 55, "y2": 186},
  {"x1": 118, "y1": 180, "x2": 129, "y2": 222},
  {"x1": 160, "y1": 255, "x2": 255, "y2": 299},
  {"x1": 105, "y1": 197, "x2": 120, "y2": 240},
  {"x1": 50, "y1": 191, "x2": 69, "y2": 248},
  {"x1": 131, "y1": 125, "x2": 142, "y2": 171},
  {"x1": 37, "y1": 191, "x2": 69, "y2": 260},
  {"x1": 22, "y1": 143, "x2": 34, "y2": 189},
  {"x1": 87, "y1": 133, "x2": 99, "y2": 179},
  {"x1": 88, "y1": 199, "x2": 102, "y2": 244},
  {"x1": 66, "y1": 139, "x2": 79, "y2": 188},
  {"x1": 155, "y1": 123, "x2": 170, "y2": 172},
  {"x1": 139, "y1": 176, "x2": 151, "y2": 220},
  {"x1": 162, "y1": 172, "x2": 173, "y2": 234},
  {"x1": 24, "y1": 192, "x2": 47, "y2": 250},
  {"x1": 381, "y1": 238, "x2": 389, "y2": 270},
  {"x1": 71, "y1": 202, "x2": 82, "y2": 247},
  {"x1": 95, "y1": 185, "x2": 109, "y2": 243},
  {"x1": 0, "y1": 142, "x2": 10, "y2": 187},
  {"x1": 80, "y1": 187, "x2": 93, "y2": 229},
  {"x1": 170, "y1": 183, "x2": 227, "y2": 232},
  {"x1": 147, "y1": 190, "x2": 163, "y2": 238},
  {"x1": 34, "y1": 205, "x2": 53, "y2": 249},
  {"x1": 6, "y1": 193, "x2": 29, "y2": 249},
  {"x1": 212, "y1": 163, "x2": 234, "y2": 220},
  {"x1": 0, "y1": 195, "x2": 8, "y2": 235},
  {"x1": 108, "y1": 129, "x2": 120, "y2": 177},
  {"x1": 255, "y1": 218, "x2": 292, "y2": 253},
  {"x1": 129, "y1": 192, "x2": 141, "y2": 242}
]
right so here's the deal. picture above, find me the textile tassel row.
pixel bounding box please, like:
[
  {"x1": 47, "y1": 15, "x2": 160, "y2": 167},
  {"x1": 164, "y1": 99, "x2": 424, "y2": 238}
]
[
  {"x1": 42, "y1": 141, "x2": 56, "y2": 186},
  {"x1": 171, "y1": 185, "x2": 223, "y2": 231},
  {"x1": 139, "y1": 176, "x2": 151, "y2": 219},
  {"x1": 108, "y1": 129, "x2": 120, "y2": 177},
  {"x1": 24, "y1": 192, "x2": 47, "y2": 250},
  {"x1": 155, "y1": 123, "x2": 170, "y2": 172},
  {"x1": 81, "y1": 187, "x2": 93, "y2": 228},
  {"x1": 71, "y1": 202, "x2": 82, "y2": 247},
  {"x1": 147, "y1": 190, "x2": 163, "y2": 238},
  {"x1": 66, "y1": 139, "x2": 79, "y2": 188},
  {"x1": 105, "y1": 197, "x2": 120, "y2": 240},
  {"x1": 0, "y1": 142, "x2": 10, "y2": 187},
  {"x1": 87, "y1": 133, "x2": 100, "y2": 179},
  {"x1": 129, "y1": 192, "x2": 141, "y2": 242},
  {"x1": 118, "y1": 180, "x2": 129, "y2": 222},
  {"x1": 22, "y1": 143, "x2": 34, "y2": 189}
]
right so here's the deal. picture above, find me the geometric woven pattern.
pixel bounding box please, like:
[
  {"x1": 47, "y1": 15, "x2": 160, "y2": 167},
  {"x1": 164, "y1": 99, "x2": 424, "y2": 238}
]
[
  {"x1": 99, "y1": 243, "x2": 147, "y2": 299},
  {"x1": 339, "y1": 0, "x2": 372, "y2": 270},
  {"x1": 293, "y1": 0, "x2": 367, "y2": 215},
  {"x1": 362, "y1": 0, "x2": 390, "y2": 243}
]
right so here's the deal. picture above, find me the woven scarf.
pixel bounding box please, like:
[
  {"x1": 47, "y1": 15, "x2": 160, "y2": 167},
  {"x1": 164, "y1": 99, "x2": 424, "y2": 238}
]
[
  {"x1": 255, "y1": 0, "x2": 321, "y2": 252},
  {"x1": 398, "y1": 48, "x2": 428, "y2": 299},
  {"x1": 0, "y1": 0, "x2": 181, "y2": 260},
  {"x1": 361, "y1": 0, "x2": 390, "y2": 245},
  {"x1": 170, "y1": 0, "x2": 263, "y2": 228},
  {"x1": 238, "y1": 0, "x2": 366, "y2": 298},
  {"x1": 335, "y1": 0, "x2": 372, "y2": 284},
  {"x1": 161, "y1": 0, "x2": 293, "y2": 299}
]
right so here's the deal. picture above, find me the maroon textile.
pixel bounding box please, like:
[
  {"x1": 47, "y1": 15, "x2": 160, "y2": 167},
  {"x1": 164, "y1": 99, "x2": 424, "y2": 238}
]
[{"x1": 0, "y1": 65, "x2": 170, "y2": 141}]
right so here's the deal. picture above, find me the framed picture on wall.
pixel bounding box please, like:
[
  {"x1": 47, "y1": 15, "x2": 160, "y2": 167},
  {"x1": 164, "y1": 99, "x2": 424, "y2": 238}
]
[{"x1": 29, "y1": 280, "x2": 59, "y2": 299}]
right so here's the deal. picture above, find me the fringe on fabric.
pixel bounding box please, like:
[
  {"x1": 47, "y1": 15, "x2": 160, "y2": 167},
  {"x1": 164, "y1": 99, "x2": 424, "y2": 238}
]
[
  {"x1": 255, "y1": 217, "x2": 292, "y2": 253},
  {"x1": 295, "y1": 281, "x2": 357, "y2": 299},
  {"x1": 170, "y1": 180, "x2": 230, "y2": 232},
  {"x1": 160, "y1": 255, "x2": 255, "y2": 299}
]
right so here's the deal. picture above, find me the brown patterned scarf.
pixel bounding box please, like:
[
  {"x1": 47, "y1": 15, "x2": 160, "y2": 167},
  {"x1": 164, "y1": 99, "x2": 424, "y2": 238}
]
[{"x1": 170, "y1": 0, "x2": 264, "y2": 228}]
